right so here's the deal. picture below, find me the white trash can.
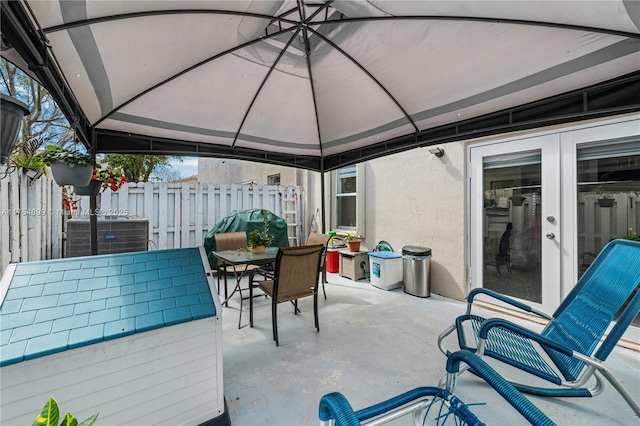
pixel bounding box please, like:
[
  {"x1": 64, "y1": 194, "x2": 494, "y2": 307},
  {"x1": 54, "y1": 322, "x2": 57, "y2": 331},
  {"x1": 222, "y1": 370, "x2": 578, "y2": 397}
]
[{"x1": 369, "y1": 251, "x2": 403, "y2": 290}]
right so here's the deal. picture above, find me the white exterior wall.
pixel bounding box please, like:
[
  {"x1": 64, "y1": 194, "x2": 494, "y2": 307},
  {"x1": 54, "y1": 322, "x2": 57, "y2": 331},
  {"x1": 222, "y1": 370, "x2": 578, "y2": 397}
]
[
  {"x1": 199, "y1": 158, "x2": 299, "y2": 185},
  {"x1": 363, "y1": 142, "x2": 467, "y2": 300},
  {"x1": 197, "y1": 145, "x2": 468, "y2": 301}
]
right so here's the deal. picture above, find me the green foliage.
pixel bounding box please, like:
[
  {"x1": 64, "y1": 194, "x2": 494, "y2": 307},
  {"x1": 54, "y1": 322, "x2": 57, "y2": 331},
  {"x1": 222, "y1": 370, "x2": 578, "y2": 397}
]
[
  {"x1": 1, "y1": 58, "x2": 74, "y2": 156},
  {"x1": 102, "y1": 153, "x2": 178, "y2": 182},
  {"x1": 248, "y1": 210, "x2": 274, "y2": 248},
  {"x1": 623, "y1": 228, "x2": 640, "y2": 242},
  {"x1": 345, "y1": 232, "x2": 360, "y2": 241},
  {"x1": 32, "y1": 397, "x2": 98, "y2": 426},
  {"x1": 35, "y1": 145, "x2": 95, "y2": 167}
]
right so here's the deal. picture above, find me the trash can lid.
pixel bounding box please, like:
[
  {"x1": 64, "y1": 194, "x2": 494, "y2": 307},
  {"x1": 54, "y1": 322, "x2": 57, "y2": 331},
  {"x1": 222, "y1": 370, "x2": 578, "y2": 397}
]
[
  {"x1": 369, "y1": 251, "x2": 402, "y2": 259},
  {"x1": 402, "y1": 245, "x2": 432, "y2": 256}
]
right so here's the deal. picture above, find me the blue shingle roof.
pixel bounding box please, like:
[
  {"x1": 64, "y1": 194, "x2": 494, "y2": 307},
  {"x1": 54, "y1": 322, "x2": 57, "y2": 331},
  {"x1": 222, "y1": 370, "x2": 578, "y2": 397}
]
[{"x1": 0, "y1": 247, "x2": 216, "y2": 367}]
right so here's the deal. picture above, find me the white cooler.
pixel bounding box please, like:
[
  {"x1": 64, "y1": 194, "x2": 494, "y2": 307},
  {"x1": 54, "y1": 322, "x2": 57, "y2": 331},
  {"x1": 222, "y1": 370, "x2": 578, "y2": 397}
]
[{"x1": 369, "y1": 251, "x2": 403, "y2": 290}]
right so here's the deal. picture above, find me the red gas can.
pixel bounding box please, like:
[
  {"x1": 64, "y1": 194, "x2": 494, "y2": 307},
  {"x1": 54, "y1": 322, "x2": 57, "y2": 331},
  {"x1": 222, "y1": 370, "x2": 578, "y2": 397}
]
[{"x1": 326, "y1": 249, "x2": 339, "y2": 273}]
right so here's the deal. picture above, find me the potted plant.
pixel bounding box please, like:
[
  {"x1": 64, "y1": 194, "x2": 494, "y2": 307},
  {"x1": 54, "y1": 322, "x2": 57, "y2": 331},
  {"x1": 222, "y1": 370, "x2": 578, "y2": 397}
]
[
  {"x1": 35, "y1": 145, "x2": 96, "y2": 186},
  {"x1": 73, "y1": 167, "x2": 128, "y2": 196},
  {"x1": 33, "y1": 396, "x2": 99, "y2": 426},
  {"x1": 248, "y1": 210, "x2": 274, "y2": 253},
  {"x1": 10, "y1": 155, "x2": 48, "y2": 180},
  {"x1": 345, "y1": 232, "x2": 362, "y2": 252},
  {"x1": 1, "y1": 93, "x2": 30, "y2": 165},
  {"x1": 597, "y1": 192, "x2": 615, "y2": 208}
]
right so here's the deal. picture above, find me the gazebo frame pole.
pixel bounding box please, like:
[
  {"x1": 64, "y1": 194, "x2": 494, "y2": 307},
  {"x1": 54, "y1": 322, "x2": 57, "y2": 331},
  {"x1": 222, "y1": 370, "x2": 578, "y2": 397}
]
[
  {"x1": 89, "y1": 130, "x2": 98, "y2": 255},
  {"x1": 320, "y1": 160, "x2": 326, "y2": 233}
]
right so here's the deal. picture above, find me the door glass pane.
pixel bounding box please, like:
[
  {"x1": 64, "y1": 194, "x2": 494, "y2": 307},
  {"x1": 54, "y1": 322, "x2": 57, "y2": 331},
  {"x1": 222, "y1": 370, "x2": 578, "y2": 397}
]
[
  {"x1": 576, "y1": 144, "x2": 640, "y2": 326},
  {"x1": 482, "y1": 152, "x2": 542, "y2": 303}
]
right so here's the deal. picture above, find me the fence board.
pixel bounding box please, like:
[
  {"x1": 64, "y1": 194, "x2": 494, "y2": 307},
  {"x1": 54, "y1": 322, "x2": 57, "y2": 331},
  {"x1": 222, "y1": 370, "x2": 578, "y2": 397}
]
[{"x1": 2, "y1": 179, "x2": 303, "y2": 277}]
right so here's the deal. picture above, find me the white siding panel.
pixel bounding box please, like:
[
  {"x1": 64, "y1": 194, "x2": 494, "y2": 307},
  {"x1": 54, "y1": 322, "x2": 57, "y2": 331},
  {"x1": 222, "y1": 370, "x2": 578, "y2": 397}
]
[{"x1": 0, "y1": 317, "x2": 223, "y2": 426}]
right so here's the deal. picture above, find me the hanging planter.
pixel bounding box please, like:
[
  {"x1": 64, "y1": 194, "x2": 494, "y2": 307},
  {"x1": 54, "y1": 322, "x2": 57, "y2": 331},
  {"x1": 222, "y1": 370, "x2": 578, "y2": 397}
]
[
  {"x1": 1, "y1": 94, "x2": 30, "y2": 165},
  {"x1": 35, "y1": 145, "x2": 96, "y2": 186},
  {"x1": 73, "y1": 179, "x2": 102, "y2": 196},
  {"x1": 50, "y1": 162, "x2": 93, "y2": 186},
  {"x1": 598, "y1": 197, "x2": 615, "y2": 208},
  {"x1": 509, "y1": 196, "x2": 526, "y2": 207}
]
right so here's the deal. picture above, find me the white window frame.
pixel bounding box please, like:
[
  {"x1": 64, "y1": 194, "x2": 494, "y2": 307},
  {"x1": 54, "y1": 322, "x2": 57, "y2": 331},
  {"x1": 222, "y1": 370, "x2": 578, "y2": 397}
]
[{"x1": 326, "y1": 163, "x2": 365, "y2": 238}]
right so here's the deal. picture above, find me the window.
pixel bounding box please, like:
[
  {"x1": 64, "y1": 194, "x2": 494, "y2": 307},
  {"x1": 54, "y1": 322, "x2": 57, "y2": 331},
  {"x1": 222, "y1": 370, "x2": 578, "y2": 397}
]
[
  {"x1": 267, "y1": 174, "x2": 281, "y2": 185},
  {"x1": 330, "y1": 164, "x2": 365, "y2": 236}
]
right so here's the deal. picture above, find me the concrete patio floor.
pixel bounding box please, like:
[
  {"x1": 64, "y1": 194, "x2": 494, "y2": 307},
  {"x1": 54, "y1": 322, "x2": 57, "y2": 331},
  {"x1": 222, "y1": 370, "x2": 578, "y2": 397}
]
[{"x1": 219, "y1": 273, "x2": 639, "y2": 425}]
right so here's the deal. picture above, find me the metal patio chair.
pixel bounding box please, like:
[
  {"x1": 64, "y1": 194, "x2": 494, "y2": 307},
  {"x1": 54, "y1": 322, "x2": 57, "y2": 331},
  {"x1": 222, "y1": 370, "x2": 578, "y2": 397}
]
[
  {"x1": 214, "y1": 232, "x2": 259, "y2": 307},
  {"x1": 249, "y1": 244, "x2": 324, "y2": 346},
  {"x1": 438, "y1": 239, "x2": 640, "y2": 416},
  {"x1": 307, "y1": 232, "x2": 332, "y2": 299},
  {"x1": 319, "y1": 350, "x2": 555, "y2": 426}
]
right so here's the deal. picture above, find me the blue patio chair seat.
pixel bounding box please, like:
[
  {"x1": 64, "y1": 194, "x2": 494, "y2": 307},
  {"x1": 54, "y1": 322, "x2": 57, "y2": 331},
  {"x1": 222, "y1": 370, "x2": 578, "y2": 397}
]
[
  {"x1": 319, "y1": 350, "x2": 555, "y2": 426},
  {"x1": 438, "y1": 239, "x2": 640, "y2": 416}
]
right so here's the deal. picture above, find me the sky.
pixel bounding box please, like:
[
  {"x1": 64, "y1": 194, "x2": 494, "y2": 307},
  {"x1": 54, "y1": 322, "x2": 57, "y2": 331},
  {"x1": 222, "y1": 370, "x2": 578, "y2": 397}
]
[{"x1": 172, "y1": 156, "x2": 198, "y2": 178}]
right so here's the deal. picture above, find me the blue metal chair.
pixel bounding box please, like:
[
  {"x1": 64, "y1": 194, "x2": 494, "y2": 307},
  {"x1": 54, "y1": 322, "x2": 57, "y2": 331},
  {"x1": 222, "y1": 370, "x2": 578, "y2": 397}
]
[
  {"x1": 319, "y1": 350, "x2": 555, "y2": 426},
  {"x1": 438, "y1": 239, "x2": 640, "y2": 416}
]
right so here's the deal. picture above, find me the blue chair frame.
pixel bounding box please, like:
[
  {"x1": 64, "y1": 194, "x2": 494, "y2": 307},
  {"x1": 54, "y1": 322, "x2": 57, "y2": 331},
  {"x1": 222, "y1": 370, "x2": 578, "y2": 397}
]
[
  {"x1": 319, "y1": 350, "x2": 555, "y2": 426},
  {"x1": 438, "y1": 239, "x2": 640, "y2": 416}
]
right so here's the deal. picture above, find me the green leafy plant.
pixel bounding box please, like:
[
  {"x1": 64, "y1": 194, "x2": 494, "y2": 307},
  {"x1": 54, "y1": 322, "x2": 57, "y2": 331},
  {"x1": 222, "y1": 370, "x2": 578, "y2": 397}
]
[
  {"x1": 35, "y1": 145, "x2": 96, "y2": 167},
  {"x1": 622, "y1": 227, "x2": 640, "y2": 242},
  {"x1": 248, "y1": 210, "x2": 274, "y2": 248},
  {"x1": 345, "y1": 232, "x2": 361, "y2": 241},
  {"x1": 11, "y1": 155, "x2": 48, "y2": 175},
  {"x1": 32, "y1": 397, "x2": 99, "y2": 426}
]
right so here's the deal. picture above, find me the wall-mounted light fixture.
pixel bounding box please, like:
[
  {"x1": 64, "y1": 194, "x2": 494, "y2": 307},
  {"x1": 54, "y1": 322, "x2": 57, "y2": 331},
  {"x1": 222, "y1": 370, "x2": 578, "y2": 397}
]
[{"x1": 428, "y1": 147, "x2": 445, "y2": 158}]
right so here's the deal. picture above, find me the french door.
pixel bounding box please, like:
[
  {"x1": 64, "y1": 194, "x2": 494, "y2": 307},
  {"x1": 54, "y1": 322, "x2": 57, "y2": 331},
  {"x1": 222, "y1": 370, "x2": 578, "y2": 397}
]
[
  {"x1": 469, "y1": 116, "x2": 640, "y2": 323},
  {"x1": 470, "y1": 135, "x2": 561, "y2": 313}
]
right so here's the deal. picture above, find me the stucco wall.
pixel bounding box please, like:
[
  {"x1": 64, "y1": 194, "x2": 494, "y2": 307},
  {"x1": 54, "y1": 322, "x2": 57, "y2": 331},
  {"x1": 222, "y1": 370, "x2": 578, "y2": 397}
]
[
  {"x1": 197, "y1": 146, "x2": 467, "y2": 300},
  {"x1": 198, "y1": 158, "x2": 299, "y2": 185},
  {"x1": 363, "y1": 142, "x2": 466, "y2": 300}
]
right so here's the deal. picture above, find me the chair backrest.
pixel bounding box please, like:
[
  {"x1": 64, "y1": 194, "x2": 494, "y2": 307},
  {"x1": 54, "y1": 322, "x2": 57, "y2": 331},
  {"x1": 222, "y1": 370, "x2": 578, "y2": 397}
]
[
  {"x1": 273, "y1": 244, "x2": 324, "y2": 302},
  {"x1": 542, "y1": 239, "x2": 640, "y2": 380},
  {"x1": 214, "y1": 232, "x2": 247, "y2": 251},
  {"x1": 307, "y1": 232, "x2": 331, "y2": 247},
  {"x1": 307, "y1": 233, "x2": 331, "y2": 266}
]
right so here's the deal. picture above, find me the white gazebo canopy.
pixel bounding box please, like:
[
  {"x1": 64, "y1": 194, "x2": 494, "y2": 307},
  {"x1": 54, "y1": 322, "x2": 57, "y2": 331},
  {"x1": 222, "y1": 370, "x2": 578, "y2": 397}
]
[{"x1": 1, "y1": 1, "x2": 639, "y2": 171}]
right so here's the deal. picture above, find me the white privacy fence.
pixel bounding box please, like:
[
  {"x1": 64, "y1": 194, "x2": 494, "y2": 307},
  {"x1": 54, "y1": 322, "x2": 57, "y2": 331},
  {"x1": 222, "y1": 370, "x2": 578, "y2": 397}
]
[
  {"x1": 1, "y1": 166, "x2": 304, "y2": 276},
  {"x1": 80, "y1": 182, "x2": 304, "y2": 250},
  {"x1": 0, "y1": 168, "x2": 63, "y2": 270}
]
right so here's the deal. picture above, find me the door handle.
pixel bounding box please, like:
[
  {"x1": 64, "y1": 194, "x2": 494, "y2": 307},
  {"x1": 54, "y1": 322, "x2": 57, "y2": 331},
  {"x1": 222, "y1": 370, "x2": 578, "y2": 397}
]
[{"x1": 546, "y1": 232, "x2": 555, "y2": 239}]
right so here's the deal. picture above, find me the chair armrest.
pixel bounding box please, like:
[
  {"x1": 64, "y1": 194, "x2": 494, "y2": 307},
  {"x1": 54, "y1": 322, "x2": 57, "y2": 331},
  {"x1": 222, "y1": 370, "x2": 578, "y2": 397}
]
[
  {"x1": 318, "y1": 392, "x2": 360, "y2": 425},
  {"x1": 467, "y1": 288, "x2": 552, "y2": 320},
  {"x1": 478, "y1": 318, "x2": 574, "y2": 357},
  {"x1": 445, "y1": 350, "x2": 554, "y2": 426}
]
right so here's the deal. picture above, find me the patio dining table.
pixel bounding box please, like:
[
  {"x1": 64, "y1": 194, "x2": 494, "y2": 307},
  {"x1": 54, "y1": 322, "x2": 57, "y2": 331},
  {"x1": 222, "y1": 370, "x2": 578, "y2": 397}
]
[{"x1": 211, "y1": 247, "x2": 279, "y2": 328}]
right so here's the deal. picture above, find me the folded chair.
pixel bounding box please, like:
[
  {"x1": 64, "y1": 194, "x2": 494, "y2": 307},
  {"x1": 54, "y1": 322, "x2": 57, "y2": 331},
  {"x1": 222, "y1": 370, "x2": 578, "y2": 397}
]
[
  {"x1": 307, "y1": 233, "x2": 332, "y2": 299},
  {"x1": 438, "y1": 239, "x2": 640, "y2": 416},
  {"x1": 319, "y1": 350, "x2": 555, "y2": 426},
  {"x1": 249, "y1": 244, "x2": 324, "y2": 346}
]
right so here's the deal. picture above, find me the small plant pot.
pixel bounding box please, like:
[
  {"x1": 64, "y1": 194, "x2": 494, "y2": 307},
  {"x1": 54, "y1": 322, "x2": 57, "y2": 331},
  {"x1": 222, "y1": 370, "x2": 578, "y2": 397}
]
[
  {"x1": 510, "y1": 196, "x2": 526, "y2": 207},
  {"x1": 50, "y1": 162, "x2": 93, "y2": 186},
  {"x1": 251, "y1": 245, "x2": 266, "y2": 254},
  {"x1": 73, "y1": 180, "x2": 102, "y2": 196},
  {"x1": 598, "y1": 198, "x2": 615, "y2": 208},
  {"x1": 347, "y1": 240, "x2": 361, "y2": 252}
]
